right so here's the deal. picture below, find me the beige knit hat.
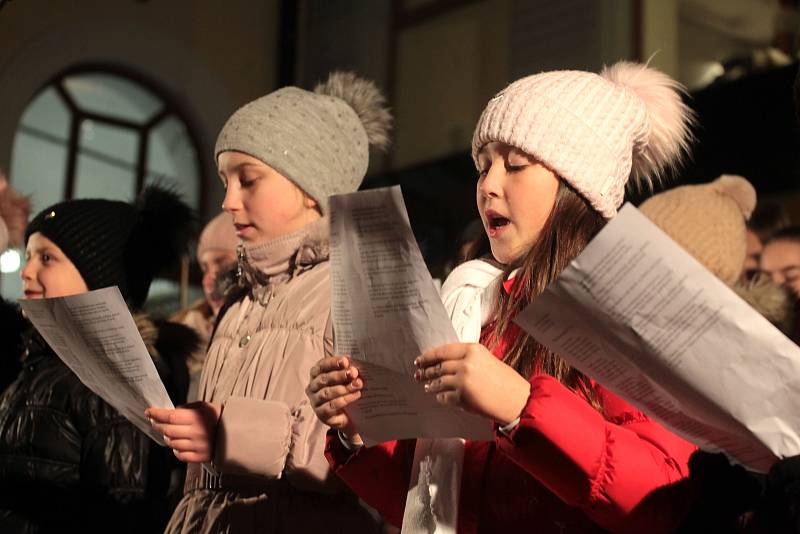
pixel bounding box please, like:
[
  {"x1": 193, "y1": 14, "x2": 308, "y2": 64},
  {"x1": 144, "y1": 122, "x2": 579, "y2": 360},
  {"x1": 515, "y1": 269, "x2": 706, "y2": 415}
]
[
  {"x1": 639, "y1": 175, "x2": 756, "y2": 286},
  {"x1": 196, "y1": 211, "x2": 239, "y2": 262},
  {"x1": 472, "y1": 62, "x2": 695, "y2": 218}
]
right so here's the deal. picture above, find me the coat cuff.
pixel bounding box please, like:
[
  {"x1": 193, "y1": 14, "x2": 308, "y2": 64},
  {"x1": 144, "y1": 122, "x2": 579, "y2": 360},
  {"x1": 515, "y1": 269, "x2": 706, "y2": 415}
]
[
  {"x1": 324, "y1": 428, "x2": 361, "y2": 469},
  {"x1": 498, "y1": 416, "x2": 521, "y2": 436},
  {"x1": 214, "y1": 396, "x2": 292, "y2": 477},
  {"x1": 338, "y1": 430, "x2": 364, "y2": 450}
]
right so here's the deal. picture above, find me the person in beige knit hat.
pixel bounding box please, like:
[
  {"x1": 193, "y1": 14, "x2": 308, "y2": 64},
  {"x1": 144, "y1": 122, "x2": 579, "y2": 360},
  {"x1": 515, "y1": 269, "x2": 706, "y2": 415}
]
[
  {"x1": 640, "y1": 174, "x2": 793, "y2": 331},
  {"x1": 638, "y1": 175, "x2": 795, "y2": 533},
  {"x1": 640, "y1": 174, "x2": 756, "y2": 286},
  {"x1": 310, "y1": 61, "x2": 701, "y2": 533}
]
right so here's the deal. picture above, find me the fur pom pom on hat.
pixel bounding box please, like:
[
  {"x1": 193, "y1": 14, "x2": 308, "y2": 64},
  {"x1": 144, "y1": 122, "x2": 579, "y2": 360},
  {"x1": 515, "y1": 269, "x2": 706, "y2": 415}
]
[
  {"x1": 25, "y1": 185, "x2": 196, "y2": 308},
  {"x1": 639, "y1": 175, "x2": 756, "y2": 286},
  {"x1": 472, "y1": 61, "x2": 695, "y2": 218},
  {"x1": 215, "y1": 71, "x2": 392, "y2": 214}
]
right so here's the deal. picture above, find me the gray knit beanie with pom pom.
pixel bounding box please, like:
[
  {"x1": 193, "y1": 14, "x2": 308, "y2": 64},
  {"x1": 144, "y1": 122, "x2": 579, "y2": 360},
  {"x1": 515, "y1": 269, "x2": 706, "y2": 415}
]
[{"x1": 215, "y1": 72, "x2": 392, "y2": 214}]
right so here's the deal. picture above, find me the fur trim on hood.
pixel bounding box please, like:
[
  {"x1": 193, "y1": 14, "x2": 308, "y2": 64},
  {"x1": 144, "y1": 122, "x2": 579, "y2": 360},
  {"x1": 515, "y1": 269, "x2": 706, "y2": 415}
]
[
  {"x1": 733, "y1": 274, "x2": 796, "y2": 335},
  {"x1": 133, "y1": 312, "x2": 201, "y2": 405}
]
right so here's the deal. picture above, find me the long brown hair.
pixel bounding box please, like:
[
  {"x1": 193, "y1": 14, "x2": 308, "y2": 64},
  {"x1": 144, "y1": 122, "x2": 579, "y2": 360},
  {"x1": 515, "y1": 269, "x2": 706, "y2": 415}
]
[{"x1": 484, "y1": 181, "x2": 607, "y2": 406}]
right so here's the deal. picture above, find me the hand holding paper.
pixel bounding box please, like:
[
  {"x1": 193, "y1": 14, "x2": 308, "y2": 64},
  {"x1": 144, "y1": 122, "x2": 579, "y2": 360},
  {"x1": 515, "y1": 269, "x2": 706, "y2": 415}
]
[
  {"x1": 306, "y1": 355, "x2": 364, "y2": 441},
  {"x1": 146, "y1": 401, "x2": 222, "y2": 462},
  {"x1": 413, "y1": 343, "x2": 531, "y2": 425},
  {"x1": 328, "y1": 186, "x2": 493, "y2": 444}
]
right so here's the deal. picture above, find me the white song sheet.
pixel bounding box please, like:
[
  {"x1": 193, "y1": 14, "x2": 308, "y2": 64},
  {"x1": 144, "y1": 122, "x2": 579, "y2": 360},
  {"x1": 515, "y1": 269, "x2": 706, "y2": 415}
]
[
  {"x1": 515, "y1": 203, "x2": 800, "y2": 473},
  {"x1": 19, "y1": 287, "x2": 174, "y2": 445},
  {"x1": 330, "y1": 186, "x2": 493, "y2": 445}
]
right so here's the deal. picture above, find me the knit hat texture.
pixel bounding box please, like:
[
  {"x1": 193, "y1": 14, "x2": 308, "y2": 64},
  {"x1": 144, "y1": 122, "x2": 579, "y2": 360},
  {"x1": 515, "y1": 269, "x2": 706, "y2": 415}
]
[
  {"x1": 639, "y1": 175, "x2": 756, "y2": 286},
  {"x1": 25, "y1": 186, "x2": 195, "y2": 308},
  {"x1": 472, "y1": 61, "x2": 694, "y2": 218},
  {"x1": 215, "y1": 72, "x2": 391, "y2": 214},
  {"x1": 197, "y1": 212, "x2": 238, "y2": 262}
]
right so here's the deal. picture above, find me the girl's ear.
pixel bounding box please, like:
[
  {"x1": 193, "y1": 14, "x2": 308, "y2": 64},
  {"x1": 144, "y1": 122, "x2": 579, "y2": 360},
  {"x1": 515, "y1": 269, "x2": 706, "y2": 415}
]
[{"x1": 303, "y1": 194, "x2": 321, "y2": 212}]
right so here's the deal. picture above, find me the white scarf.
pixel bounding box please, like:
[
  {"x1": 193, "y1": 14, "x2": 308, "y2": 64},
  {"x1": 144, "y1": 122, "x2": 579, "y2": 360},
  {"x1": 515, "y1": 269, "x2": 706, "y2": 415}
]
[{"x1": 401, "y1": 259, "x2": 502, "y2": 533}]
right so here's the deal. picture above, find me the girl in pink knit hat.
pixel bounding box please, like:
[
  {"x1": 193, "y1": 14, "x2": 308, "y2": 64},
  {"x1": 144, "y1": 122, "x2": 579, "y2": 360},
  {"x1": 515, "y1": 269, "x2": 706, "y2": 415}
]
[{"x1": 308, "y1": 62, "x2": 700, "y2": 533}]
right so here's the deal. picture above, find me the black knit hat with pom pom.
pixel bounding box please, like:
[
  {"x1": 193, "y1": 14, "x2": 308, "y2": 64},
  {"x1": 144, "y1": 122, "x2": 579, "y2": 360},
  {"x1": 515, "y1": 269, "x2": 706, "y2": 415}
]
[{"x1": 25, "y1": 186, "x2": 196, "y2": 308}]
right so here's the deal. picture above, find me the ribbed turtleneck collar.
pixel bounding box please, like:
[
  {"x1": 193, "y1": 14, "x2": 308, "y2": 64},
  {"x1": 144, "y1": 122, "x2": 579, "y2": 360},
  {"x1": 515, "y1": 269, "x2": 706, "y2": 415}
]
[{"x1": 242, "y1": 217, "x2": 330, "y2": 280}]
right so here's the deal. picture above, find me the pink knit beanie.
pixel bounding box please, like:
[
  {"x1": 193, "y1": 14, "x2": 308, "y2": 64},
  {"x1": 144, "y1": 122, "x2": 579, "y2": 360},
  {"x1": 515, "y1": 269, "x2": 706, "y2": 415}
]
[
  {"x1": 197, "y1": 211, "x2": 239, "y2": 262},
  {"x1": 472, "y1": 62, "x2": 695, "y2": 218}
]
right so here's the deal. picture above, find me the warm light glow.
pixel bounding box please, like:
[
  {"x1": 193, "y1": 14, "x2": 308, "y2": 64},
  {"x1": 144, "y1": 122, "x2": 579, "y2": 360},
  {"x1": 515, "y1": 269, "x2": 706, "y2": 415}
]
[{"x1": 0, "y1": 249, "x2": 21, "y2": 273}]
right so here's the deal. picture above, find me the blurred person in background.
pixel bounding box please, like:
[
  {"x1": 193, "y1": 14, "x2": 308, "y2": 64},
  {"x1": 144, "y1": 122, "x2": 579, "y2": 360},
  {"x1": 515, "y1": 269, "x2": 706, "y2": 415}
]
[
  {"x1": 760, "y1": 226, "x2": 800, "y2": 301},
  {"x1": 171, "y1": 211, "x2": 238, "y2": 400},
  {"x1": 743, "y1": 199, "x2": 791, "y2": 280},
  {"x1": 0, "y1": 171, "x2": 30, "y2": 394}
]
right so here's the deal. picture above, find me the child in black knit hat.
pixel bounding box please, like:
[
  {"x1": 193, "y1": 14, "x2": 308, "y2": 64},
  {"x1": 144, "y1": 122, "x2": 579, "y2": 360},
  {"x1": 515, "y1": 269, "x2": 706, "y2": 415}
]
[
  {"x1": 0, "y1": 186, "x2": 200, "y2": 533},
  {"x1": 23, "y1": 186, "x2": 195, "y2": 307}
]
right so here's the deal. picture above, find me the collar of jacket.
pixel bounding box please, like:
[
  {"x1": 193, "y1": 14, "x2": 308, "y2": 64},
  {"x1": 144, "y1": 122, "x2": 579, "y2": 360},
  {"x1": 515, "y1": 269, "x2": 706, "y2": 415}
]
[{"x1": 242, "y1": 217, "x2": 330, "y2": 284}]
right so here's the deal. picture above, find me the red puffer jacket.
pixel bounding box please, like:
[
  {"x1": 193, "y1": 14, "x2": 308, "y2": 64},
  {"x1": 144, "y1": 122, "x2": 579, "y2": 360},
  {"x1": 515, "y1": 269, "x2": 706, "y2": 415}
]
[{"x1": 325, "y1": 323, "x2": 698, "y2": 533}]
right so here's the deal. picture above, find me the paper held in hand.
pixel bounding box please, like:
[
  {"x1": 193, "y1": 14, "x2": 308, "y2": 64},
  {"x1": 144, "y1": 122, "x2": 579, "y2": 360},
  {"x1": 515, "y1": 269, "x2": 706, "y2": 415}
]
[
  {"x1": 18, "y1": 287, "x2": 174, "y2": 445},
  {"x1": 516, "y1": 203, "x2": 800, "y2": 473},
  {"x1": 330, "y1": 186, "x2": 493, "y2": 445}
]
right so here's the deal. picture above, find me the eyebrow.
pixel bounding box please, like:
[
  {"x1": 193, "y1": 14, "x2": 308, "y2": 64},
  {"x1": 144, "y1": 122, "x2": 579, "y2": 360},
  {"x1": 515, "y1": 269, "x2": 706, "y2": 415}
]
[
  {"x1": 232, "y1": 162, "x2": 263, "y2": 173},
  {"x1": 218, "y1": 162, "x2": 262, "y2": 178},
  {"x1": 762, "y1": 265, "x2": 800, "y2": 276},
  {"x1": 26, "y1": 245, "x2": 56, "y2": 257},
  {"x1": 477, "y1": 147, "x2": 493, "y2": 163}
]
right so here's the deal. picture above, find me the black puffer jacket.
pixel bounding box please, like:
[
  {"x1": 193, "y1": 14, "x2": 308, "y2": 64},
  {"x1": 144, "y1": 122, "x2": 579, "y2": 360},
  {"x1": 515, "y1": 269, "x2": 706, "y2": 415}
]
[
  {"x1": 0, "y1": 315, "x2": 199, "y2": 533},
  {"x1": 0, "y1": 299, "x2": 26, "y2": 394}
]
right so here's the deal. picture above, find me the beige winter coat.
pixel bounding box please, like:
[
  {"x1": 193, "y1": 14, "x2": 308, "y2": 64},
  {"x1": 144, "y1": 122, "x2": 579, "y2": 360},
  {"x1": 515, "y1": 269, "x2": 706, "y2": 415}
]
[{"x1": 165, "y1": 218, "x2": 377, "y2": 533}]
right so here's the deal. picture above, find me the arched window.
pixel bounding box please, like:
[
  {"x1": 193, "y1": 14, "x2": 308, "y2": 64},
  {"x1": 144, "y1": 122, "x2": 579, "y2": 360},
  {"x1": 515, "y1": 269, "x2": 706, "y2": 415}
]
[{"x1": 2, "y1": 66, "x2": 205, "y2": 301}]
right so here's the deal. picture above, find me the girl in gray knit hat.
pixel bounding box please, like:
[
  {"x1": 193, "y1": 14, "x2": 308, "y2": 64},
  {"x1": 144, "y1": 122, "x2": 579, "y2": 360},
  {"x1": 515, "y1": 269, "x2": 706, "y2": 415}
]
[{"x1": 147, "y1": 72, "x2": 391, "y2": 533}]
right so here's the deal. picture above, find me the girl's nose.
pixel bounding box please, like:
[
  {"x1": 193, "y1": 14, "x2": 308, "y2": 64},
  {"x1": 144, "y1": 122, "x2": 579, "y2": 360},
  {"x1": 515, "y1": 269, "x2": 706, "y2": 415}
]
[
  {"x1": 479, "y1": 161, "x2": 503, "y2": 199},
  {"x1": 221, "y1": 185, "x2": 242, "y2": 213},
  {"x1": 202, "y1": 269, "x2": 216, "y2": 290}
]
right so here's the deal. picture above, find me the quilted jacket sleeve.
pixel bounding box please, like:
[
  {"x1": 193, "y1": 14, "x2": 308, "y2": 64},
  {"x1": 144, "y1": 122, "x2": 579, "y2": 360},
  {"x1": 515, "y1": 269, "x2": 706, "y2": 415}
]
[
  {"x1": 496, "y1": 374, "x2": 697, "y2": 534},
  {"x1": 79, "y1": 402, "x2": 168, "y2": 532},
  {"x1": 324, "y1": 432, "x2": 416, "y2": 528}
]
